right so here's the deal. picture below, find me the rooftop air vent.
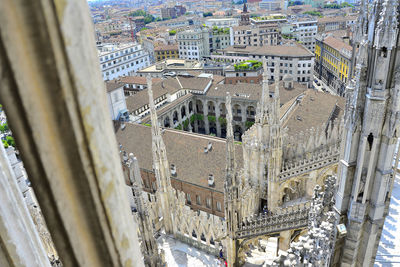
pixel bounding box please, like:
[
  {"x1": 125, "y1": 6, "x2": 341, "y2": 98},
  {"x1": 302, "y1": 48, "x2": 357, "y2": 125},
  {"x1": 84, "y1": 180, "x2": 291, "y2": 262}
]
[
  {"x1": 296, "y1": 116, "x2": 302, "y2": 121},
  {"x1": 208, "y1": 174, "x2": 215, "y2": 187},
  {"x1": 207, "y1": 142, "x2": 213, "y2": 152},
  {"x1": 171, "y1": 164, "x2": 177, "y2": 176},
  {"x1": 204, "y1": 147, "x2": 208, "y2": 154}
]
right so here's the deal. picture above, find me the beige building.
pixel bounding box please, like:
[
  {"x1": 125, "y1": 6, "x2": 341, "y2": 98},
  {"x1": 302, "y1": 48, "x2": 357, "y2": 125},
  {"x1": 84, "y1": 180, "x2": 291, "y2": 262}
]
[
  {"x1": 233, "y1": 24, "x2": 281, "y2": 46},
  {"x1": 317, "y1": 15, "x2": 357, "y2": 32},
  {"x1": 212, "y1": 43, "x2": 315, "y2": 87}
]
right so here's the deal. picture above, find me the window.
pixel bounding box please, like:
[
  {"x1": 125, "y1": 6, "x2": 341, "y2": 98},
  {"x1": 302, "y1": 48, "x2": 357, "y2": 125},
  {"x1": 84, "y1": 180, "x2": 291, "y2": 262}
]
[
  {"x1": 186, "y1": 193, "x2": 191, "y2": 204},
  {"x1": 216, "y1": 201, "x2": 222, "y2": 212},
  {"x1": 206, "y1": 198, "x2": 211, "y2": 208},
  {"x1": 196, "y1": 195, "x2": 201, "y2": 205}
]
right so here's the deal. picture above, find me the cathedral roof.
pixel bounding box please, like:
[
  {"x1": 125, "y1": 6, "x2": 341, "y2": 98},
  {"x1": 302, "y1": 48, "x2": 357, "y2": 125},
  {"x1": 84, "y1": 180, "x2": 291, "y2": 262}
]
[
  {"x1": 282, "y1": 90, "x2": 345, "y2": 136},
  {"x1": 118, "y1": 88, "x2": 344, "y2": 192},
  {"x1": 116, "y1": 124, "x2": 243, "y2": 192}
]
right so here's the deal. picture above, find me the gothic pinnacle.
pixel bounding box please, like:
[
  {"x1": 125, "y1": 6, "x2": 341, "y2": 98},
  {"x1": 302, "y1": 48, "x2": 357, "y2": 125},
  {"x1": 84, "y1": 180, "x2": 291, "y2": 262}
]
[
  {"x1": 147, "y1": 75, "x2": 161, "y2": 137},
  {"x1": 225, "y1": 92, "x2": 236, "y2": 184}
]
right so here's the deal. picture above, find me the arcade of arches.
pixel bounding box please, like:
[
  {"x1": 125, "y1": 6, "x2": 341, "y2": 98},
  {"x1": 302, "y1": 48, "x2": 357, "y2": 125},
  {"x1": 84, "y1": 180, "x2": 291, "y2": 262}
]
[{"x1": 153, "y1": 96, "x2": 257, "y2": 141}]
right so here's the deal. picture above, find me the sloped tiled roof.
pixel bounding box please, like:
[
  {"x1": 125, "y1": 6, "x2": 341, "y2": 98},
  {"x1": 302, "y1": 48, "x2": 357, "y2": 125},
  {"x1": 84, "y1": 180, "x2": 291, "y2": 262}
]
[{"x1": 116, "y1": 124, "x2": 243, "y2": 192}]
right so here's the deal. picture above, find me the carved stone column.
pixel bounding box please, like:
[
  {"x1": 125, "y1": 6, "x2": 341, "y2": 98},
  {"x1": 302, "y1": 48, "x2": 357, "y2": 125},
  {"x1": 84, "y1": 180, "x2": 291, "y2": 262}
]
[
  {"x1": 216, "y1": 101, "x2": 221, "y2": 137},
  {"x1": 279, "y1": 230, "x2": 291, "y2": 251},
  {"x1": 0, "y1": 143, "x2": 51, "y2": 267},
  {"x1": 203, "y1": 101, "x2": 209, "y2": 135},
  {"x1": 177, "y1": 108, "x2": 183, "y2": 127},
  {"x1": 241, "y1": 104, "x2": 246, "y2": 123}
]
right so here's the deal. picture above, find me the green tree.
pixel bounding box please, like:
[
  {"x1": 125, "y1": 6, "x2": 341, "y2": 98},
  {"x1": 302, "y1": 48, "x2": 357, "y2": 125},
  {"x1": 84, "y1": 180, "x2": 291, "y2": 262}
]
[
  {"x1": 169, "y1": 30, "x2": 177, "y2": 36},
  {"x1": 303, "y1": 11, "x2": 322, "y2": 16},
  {"x1": 6, "y1": 136, "x2": 15, "y2": 147},
  {"x1": 2, "y1": 140, "x2": 9, "y2": 148},
  {"x1": 183, "y1": 119, "x2": 189, "y2": 130},
  {"x1": 245, "y1": 121, "x2": 255, "y2": 129},
  {"x1": 129, "y1": 10, "x2": 147, "y2": 17},
  {"x1": 207, "y1": 115, "x2": 216, "y2": 123},
  {"x1": 191, "y1": 114, "x2": 204, "y2": 122},
  {"x1": 218, "y1": 117, "x2": 227, "y2": 126}
]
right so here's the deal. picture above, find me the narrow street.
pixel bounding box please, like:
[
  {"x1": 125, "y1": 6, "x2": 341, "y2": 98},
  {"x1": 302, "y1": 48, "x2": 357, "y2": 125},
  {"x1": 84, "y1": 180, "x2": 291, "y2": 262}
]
[{"x1": 312, "y1": 75, "x2": 337, "y2": 95}]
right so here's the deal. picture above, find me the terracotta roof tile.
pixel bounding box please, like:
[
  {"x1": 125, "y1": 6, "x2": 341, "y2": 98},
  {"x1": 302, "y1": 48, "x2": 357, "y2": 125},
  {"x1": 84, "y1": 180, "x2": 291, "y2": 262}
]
[
  {"x1": 323, "y1": 36, "x2": 352, "y2": 52},
  {"x1": 105, "y1": 81, "x2": 124, "y2": 93},
  {"x1": 283, "y1": 90, "x2": 345, "y2": 136},
  {"x1": 116, "y1": 124, "x2": 243, "y2": 192},
  {"x1": 154, "y1": 44, "x2": 179, "y2": 51},
  {"x1": 120, "y1": 76, "x2": 161, "y2": 85}
]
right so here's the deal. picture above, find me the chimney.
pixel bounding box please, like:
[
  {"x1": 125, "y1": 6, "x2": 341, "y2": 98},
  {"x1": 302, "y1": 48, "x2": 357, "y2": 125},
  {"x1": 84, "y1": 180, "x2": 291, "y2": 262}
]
[{"x1": 208, "y1": 174, "x2": 215, "y2": 187}]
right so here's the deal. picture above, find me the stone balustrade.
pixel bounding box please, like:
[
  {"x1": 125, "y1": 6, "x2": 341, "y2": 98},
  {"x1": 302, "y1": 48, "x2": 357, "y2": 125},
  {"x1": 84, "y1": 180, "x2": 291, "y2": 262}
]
[
  {"x1": 279, "y1": 145, "x2": 340, "y2": 182},
  {"x1": 236, "y1": 202, "x2": 311, "y2": 239}
]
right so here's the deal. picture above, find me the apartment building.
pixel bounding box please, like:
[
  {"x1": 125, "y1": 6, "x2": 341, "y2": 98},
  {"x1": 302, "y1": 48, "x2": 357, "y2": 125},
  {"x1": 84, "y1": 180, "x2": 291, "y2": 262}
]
[
  {"x1": 317, "y1": 16, "x2": 357, "y2": 32},
  {"x1": 161, "y1": 5, "x2": 186, "y2": 20},
  {"x1": 233, "y1": 24, "x2": 281, "y2": 46},
  {"x1": 314, "y1": 34, "x2": 353, "y2": 96},
  {"x1": 212, "y1": 43, "x2": 314, "y2": 87},
  {"x1": 177, "y1": 28, "x2": 232, "y2": 60},
  {"x1": 98, "y1": 43, "x2": 150, "y2": 81},
  {"x1": 205, "y1": 18, "x2": 239, "y2": 27},
  {"x1": 292, "y1": 19, "x2": 318, "y2": 52},
  {"x1": 259, "y1": 0, "x2": 285, "y2": 11},
  {"x1": 177, "y1": 28, "x2": 210, "y2": 60},
  {"x1": 155, "y1": 45, "x2": 179, "y2": 61}
]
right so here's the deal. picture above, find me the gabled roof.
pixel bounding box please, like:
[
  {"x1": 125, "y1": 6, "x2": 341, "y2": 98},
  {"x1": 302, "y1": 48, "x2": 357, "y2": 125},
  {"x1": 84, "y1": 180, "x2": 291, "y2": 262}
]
[
  {"x1": 105, "y1": 81, "x2": 124, "y2": 93},
  {"x1": 116, "y1": 124, "x2": 243, "y2": 192},
  {"x1": 282, "y1": 90, "x2": 345, "y2": 136},
  {"x1": 119, "y1": 76, "x2": 161, "y2": 85},
  {"x1": 126, "y1": 76, "x2": 213, "y2": 112}
]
